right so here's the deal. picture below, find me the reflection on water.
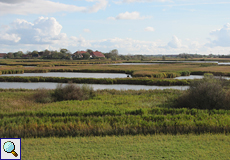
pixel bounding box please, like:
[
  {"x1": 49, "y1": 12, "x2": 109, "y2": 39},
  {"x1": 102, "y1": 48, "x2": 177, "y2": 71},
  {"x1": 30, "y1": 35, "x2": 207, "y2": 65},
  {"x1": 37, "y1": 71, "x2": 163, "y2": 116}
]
[
  {"x1": 174, "y1": 75, "x2": 230, "y2": 80},
  {"x1": 151, "y1": 61, "x2": 219, "y2": 63},
  {"x1": 109, "y1": 63, "x2": 160, "y2": 65},
  {"x1": 0, "y1": 72, "x2": 130, "y2": 78},
  {"x1": 218, "y1": 63, "x2": 230, "y2": 65},
  {"x1": 0, "y1": 82, "x2": 189, "y2": 90}
]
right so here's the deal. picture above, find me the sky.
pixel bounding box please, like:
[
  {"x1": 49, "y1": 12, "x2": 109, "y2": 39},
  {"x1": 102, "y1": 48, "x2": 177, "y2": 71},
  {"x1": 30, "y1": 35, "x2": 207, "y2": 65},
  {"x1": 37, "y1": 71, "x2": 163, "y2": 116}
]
[{"x1": 1, "y1": 0, "x2": 230, "y2": 55}]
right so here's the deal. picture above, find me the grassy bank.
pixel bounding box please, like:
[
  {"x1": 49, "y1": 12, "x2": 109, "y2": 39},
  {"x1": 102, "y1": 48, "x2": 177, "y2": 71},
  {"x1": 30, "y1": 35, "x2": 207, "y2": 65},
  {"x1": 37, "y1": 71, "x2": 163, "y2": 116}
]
[
  {"x1": 0, "y1": 76, "x2": 190, "y2": 85},
  {"x1": 1, "y1": 89, "x2": 230, "y2": 138},
  {"x1": 2, "y1": 60, "x2": 230, "y2": 78},
  {"x1": 21, "y1": 134, "x2": 230, "y2": 160}
]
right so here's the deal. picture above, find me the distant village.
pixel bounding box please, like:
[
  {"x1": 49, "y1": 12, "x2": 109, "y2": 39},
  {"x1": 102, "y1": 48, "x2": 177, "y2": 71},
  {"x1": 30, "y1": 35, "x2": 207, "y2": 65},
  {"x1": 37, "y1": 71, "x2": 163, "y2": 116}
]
[
  {"x1": 0, "y1": 49, "x2": 107, "y2": 60},
  {"x1": 0, "y1": 49, "x2": 230, "y2": 60}
]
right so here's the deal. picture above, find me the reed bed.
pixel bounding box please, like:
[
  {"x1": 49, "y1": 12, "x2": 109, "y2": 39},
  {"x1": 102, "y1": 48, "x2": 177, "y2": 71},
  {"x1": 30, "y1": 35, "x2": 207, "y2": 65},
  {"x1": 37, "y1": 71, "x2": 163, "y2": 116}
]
[
  {"x1": 0, "y1": 76, "x2": 190, "y2": 85},
  {"x1": 1, "y1": 89, "x2": 230, "y2": 138},
  {"x1": 1, "y1": 61, "x2": 230, "y2": 78},
  {"x1": 1, "y1": 110, "x2": 230, "y2": 138}
]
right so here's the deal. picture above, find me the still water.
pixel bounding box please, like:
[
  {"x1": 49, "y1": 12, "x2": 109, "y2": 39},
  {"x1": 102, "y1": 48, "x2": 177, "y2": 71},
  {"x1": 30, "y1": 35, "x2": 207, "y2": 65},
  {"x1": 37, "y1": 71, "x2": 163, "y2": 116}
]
[
  {"x1": 174, "y1": 75, "x2": 230, "y2": 80},
  {"x1": 0, "y1": 82, "x2": 189, "y2": 90},
  {"x1": 110, "y1": 61, "x2": 230, "y2": 65},
  {"x1": 0, "y1": 72, "x2": 130, "y2": 78}
]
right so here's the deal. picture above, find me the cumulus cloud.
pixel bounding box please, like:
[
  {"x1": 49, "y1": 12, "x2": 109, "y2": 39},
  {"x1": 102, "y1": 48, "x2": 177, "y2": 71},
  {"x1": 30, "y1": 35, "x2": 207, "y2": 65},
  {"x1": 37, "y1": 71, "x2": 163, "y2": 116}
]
[
  {"x1": 0, "y1": 0, "x2": 108, "y2": 15},
  {"x1": 108, "y1": 11, "x2": 151, "y2": 20},
  {"x1": 145, "y1": 27, "x2": 155, "y2": 32},
  {"x1": 0, "y1": 17, "x2": 67, "y2": 45},
  {"x1": 114, "y1": 0, "x2": 171, "y2": 4},
  {"x1": 0, "y1": 0, "x2": 30, "y2": 3},
  {"x1": 167, "y1": 35, "x2": 182, "y2": 48},
  {"x1": 87, "y1": 0, "x2": 108, "y2": 13},
  {"x1": 207, "y1": 23, "x2": 230, "y2": 47},
  {"x1": 70, "y1": 36, "x2": 92, "y2": 47}
]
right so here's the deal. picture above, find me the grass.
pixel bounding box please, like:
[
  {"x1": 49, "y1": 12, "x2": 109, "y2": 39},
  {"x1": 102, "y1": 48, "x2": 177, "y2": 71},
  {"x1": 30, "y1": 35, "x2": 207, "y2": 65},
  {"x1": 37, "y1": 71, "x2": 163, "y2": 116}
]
[
  {"x1": 0, "y1": 76, "x2": 191, "y2": 85},
  {"x1": 1, "y1": 59, "x2": 230, "y2": 79},
  {"x1": 21, "y1": 134, "x2": 230, "y2": 160},
  {"x1": 1, "y1": 89, "x2": 230, "y2": 138}
]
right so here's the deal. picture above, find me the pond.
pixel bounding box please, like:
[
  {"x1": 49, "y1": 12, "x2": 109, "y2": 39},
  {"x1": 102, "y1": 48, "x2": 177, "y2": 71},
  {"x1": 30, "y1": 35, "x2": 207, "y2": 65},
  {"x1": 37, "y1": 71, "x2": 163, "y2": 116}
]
[
  {"x1": 109, "y1": 63, "x2": 160, "y2": 65},
  {"x1": 151, "y1": 61, "x2": 219, "y2": 63},
  {"x1": 218, "y1": 62, "x2": 230, "y2": 65},
  {"x1": 0, "y1": 72, "x2": 130, "y2": 78},
  {"x1": 174, "y1": 75, "x2": 230, "y2": 80},
  {"x1": 108, "y1": 61, "x2": 221, "y2": 65},
  {"x1": 0, "y1": 82, "x2": 189, "y2": 90}
]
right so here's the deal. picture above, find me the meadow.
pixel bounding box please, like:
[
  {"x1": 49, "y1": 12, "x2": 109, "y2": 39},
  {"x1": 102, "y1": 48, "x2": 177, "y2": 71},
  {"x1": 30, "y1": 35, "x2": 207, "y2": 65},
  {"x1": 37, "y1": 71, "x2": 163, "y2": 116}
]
[
  {"x1": 1, "y1": 59, "x2": 230, "y2": 159},
  {"x1": 2, "y1": 59, "x2": 230, "y2": 79},
  {"x1": 21, "y1": 134, "x2": 230, "y2": 159},
  {"x1": 1, "y1": 88, "x2": 230, "y2": 138}
]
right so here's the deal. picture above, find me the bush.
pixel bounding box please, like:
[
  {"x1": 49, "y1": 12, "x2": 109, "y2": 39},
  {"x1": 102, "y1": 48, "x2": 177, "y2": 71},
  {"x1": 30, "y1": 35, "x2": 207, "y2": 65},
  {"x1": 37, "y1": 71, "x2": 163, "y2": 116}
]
[
  {"x1": 33, "y1": 88, "x2": 53, "y2": 103},
  {"x1": 33, "y1": 83, "x2": 95, "y2": 103},
  {"x1": 52, "y1": 83, "x2": 95, "y2": 101},
  {"x1": 174, "y1": 75, "x2": 229, "y2": 110}
]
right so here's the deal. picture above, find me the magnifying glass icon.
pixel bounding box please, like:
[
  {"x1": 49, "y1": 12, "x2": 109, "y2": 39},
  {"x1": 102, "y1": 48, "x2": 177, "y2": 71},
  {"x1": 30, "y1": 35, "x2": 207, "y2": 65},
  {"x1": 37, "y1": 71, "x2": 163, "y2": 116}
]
[{"x1": 3, "y1": 141, "x2": 18, "y2": 157}]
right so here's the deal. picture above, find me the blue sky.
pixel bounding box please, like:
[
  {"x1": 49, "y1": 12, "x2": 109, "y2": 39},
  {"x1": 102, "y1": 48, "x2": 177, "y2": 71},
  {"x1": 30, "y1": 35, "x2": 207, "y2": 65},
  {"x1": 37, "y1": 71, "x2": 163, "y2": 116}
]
[{"x1": 1, "y1": 0, "x2": 230, "y2": 55}]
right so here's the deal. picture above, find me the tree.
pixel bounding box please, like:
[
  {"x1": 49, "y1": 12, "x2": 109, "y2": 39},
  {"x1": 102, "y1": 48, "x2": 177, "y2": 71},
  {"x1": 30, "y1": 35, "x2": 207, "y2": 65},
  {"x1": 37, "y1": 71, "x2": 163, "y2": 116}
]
[
  {"x1": 7, "y1": 52, "x2": 14, "y2": 59},
  {"x1": 13, "y1": 51, "x2": 23, "y2": 58},
  {"x1": 110, "y1": 49, "x2": 118, "y2": 57},
  {"x1": 60, "y1": 48, "x2": 71, "y2": 54},
  {"x1": 43, "y1": 49, "x2": 51, "y2": 57},
  {"x1": 31, "y1": 50, "x2": 39, "y2": 58},
  {"x1": 86, "y1": 49, "x2": 93, "y2": 54},
  {"x1": 162, "y1": 55, "x2": 166, "y2": 61},
  {"x1": 82, "y1": 53, "x2": 90, "y2": 59}
]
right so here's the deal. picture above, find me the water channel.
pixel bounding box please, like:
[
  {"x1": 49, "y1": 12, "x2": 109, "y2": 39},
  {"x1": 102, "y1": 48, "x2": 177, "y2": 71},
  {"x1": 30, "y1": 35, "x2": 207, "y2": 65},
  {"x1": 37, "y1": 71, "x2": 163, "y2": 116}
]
[
  {"x1": 174, "y1": 75, "x2": 230, "y2": 80},
  {"x1": 0, "y1": 72, "x2": 130, "y2": 78},
  {"x1": 0, "y1": 82, "x2": 189, "y2": 90}
]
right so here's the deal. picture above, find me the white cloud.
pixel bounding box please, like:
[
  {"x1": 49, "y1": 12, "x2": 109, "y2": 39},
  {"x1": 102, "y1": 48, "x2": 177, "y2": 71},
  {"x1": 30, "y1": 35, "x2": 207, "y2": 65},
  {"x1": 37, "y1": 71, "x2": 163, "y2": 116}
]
[
  {"x1": 0, "y1": 0, "x2": 29, "y2": 3},
  {"x1": 145, "y1": 27, "x2": 155, "y2": 32},
  {"x1": 114, "y1": 0, "x2": 171, "y2": 4},
  {"x1": 0, "y1": 0, "x2": 108, "y2": 16},
  {"x1": 83, "y1": 29, "x2": 91, "y2": 33},
  {"x1": 70, "y1": 36, "x2": 92, "y2": 47},
  {"x1": 167, "y1": 35, "x2": 182, "y2": 48},
  {"x1": 87, "y1": 0, "x2": 108, "y2": 13},
  {"x1": 0, "y1": 17, "x2": 67, "y2": 45},
  {"x1": 108, "y1": 11, "x2": 151, "y2": 20},
  {"x1": 122, "y1": 0, "x2": 170, "y2": 2},
  {"x1": 207, "y1": 23, "x2": 230, "y2": 47}
]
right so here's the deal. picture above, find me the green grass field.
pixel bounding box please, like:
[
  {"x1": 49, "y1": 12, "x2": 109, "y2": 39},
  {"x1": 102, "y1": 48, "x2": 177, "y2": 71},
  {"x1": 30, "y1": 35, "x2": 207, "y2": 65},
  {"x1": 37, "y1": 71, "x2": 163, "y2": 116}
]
[
  {"x1": 1, "y1": 59, "x2": 230, "y2": 159},
  {"x1": 1, "y1": 88, "x2": 230, "y2": 138},
  {"x1": 21, "y1": 134, "x2": 230, "y2": 160}
]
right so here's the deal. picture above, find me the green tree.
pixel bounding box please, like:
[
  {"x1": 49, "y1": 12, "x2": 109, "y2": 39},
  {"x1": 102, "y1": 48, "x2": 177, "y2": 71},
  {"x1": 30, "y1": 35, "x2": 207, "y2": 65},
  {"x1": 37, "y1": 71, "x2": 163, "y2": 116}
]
[
  {"x1": 13, "y1": 51, "x2": 23, "y2": 58},
  {"x1": 82, "y1": 53, "x2": 90, "y2": 59},
  {"x1": 7, "y1": 52, "x2": 14, "y2": 58},
  {"x1": 43, "y1": 49, "x2": 51, "y2": 57}
]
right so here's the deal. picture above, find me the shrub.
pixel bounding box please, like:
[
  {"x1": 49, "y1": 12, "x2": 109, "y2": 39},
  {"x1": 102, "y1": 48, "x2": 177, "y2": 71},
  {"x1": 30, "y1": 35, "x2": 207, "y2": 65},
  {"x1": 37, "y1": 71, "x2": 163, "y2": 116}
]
[
  {"x1": 33, "y1": 83, "x2": 95, "y2": 103},
  {"x1": 52, "y1": 83, "x2": 95, "y2": 101},
  {"x1": 174, "y1": 75, "x2": 228, "y2": 110},
  {"x1": 33, "y1": 88, "x2": 53, "y2": 103}
]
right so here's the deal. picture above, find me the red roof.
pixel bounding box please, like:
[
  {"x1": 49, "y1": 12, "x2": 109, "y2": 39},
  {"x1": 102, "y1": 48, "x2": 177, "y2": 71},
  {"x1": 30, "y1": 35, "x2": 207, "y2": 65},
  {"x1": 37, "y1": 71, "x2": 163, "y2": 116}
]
[
  {"x1": 90, "y1": 51, "x2": 105, "y2": 57},
  {"x1": 22, "y1": 54, "x2": 30, "y2": 58},
  {"x1": 74, "y1": 51, "x2": 87, "y2": 55},
  {"x1": 0, "y1": 53, "x2": 6, "y2": 57}
]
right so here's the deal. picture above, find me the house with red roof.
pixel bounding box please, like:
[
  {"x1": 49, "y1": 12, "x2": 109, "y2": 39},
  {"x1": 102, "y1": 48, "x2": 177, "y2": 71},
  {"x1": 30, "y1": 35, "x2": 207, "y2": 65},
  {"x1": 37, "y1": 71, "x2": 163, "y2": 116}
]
[
  {"x1": 73, "y1": 51, "x2": 87, "y2": 58},
  {"x1": 0, "y1": 53, "x2": 6, "y2": 59},
  {"x1": 73, "y1": 50, "x2": 105, "y2": 59},
  {"x1": 89, "y1": 51, "x2": 105, "y2": 58}
]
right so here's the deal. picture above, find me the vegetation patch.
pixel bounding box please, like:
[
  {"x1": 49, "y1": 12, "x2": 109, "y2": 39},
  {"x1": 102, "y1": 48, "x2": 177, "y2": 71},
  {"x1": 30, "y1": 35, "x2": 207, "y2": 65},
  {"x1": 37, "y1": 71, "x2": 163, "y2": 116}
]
[
  {"x1": 173, "y1": 75, "x2": 230, "y2": 110},
  {"x1": 33, "y1": 83, "x2": 95, "y2": 103}
]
